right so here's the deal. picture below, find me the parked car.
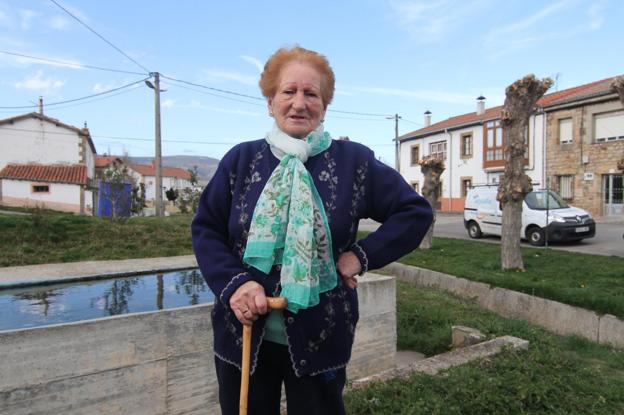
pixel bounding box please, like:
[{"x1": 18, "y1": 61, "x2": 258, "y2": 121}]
[{"x1": 463, "y1": 186, "x2": 596, "y2": 246}]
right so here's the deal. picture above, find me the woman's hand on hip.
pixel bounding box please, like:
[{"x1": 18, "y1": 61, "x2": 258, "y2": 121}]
[
  {"x1": 337, "y1": 251, "x2": 362, "y2": 289},
  {"x1": 230, "y1": 281, "x2": 268, "y2": 326}
]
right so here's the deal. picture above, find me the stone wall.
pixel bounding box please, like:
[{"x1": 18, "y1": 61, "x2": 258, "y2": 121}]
[
  {"x1": 0, "y1": 273, "x2": 395, "y2": 414},
  {"x1": 384, "y1": 262, "x2": 624, "y2": 349},
  {"x1": 546, "y1": 98, "x2": 624, "y2": 216}
]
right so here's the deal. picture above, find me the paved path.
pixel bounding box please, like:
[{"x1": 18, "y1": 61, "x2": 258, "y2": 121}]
[
  {"x1": 360, "y1": 213, "x2": 624, "y2": 257},
  {"x1": 0, "y1": 209, "x2": 30, "y2": 216},
  {"x1": 0, "y1": 255, "x2": 197, "y2": 287}
]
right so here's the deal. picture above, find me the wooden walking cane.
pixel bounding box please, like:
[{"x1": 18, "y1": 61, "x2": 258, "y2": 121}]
[{"x1": 240, "y1": 296, "x2": 288, "y2": 415}]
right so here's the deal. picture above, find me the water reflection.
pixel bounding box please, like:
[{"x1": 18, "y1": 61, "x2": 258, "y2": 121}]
[{"x1": 0, "y1": 268, "x2": 213, "y2": 331}]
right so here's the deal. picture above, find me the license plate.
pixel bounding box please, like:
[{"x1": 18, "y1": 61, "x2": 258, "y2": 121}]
[{"x1": 575, "y1": 226, "x2": 589, "y2": 233}]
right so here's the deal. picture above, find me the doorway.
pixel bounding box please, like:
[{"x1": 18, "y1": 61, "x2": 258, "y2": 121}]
[{"x1": 603, "y1": 174, "x2": 623, "y2": 216}]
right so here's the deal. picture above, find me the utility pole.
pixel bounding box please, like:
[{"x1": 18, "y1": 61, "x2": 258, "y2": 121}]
[
  {"x1": 147, "y1": 72, "x2": 164, "y2": 217},
  {"x1": 387, "y1": 113, "x2": 402, "y2": 173},
  {"x1": 394, "y1": 113, "x2": 401, "y2": 173}
]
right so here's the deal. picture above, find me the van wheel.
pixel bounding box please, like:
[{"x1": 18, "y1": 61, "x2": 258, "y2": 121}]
[
  {"x1": 467, "y1": 222, "x2": 482, "y2": 239},
  {"x1": 527, "y1": 227, "x2": 545, "y2": 246}
]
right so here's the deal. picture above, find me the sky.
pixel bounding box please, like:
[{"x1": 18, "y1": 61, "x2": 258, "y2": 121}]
[{"x1": 1, "y1": 0, "x2": 623, "y2": 165}]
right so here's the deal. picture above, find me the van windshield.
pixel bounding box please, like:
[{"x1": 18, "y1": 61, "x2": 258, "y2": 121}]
[{"x1": 524, "y1": 190, "x2": 569, "y2": 210}]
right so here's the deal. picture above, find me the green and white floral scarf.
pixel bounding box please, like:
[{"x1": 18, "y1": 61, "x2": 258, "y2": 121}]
[{"x1": 243, "y1": 123, "x2": 337, "y2": 313}]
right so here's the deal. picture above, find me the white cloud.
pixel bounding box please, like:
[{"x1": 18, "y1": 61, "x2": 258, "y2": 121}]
[
  {"x1": 1, "y1": 52, "x2": 84, "y2": 70},
  {"x1": 587, "y1": 1, "x2": 606, "y2": 30},
  {"x1": 47, "y1": 15, "x2": 69, "y2": 30},
  {"x1": 18, "y1": 9, "x2": 39, "y2": 30},
  {"x1": 0, "y1": 6, "x2": 10, "y2": 28},
  {"x1": 387, "y1": 0, "x2": 487, "y2": 41},
  {"x1": 0, "y1": 36, "x2": 28, "y2": 48},
  {"x1": 482, "y1": 1, "x2": 603, "y2": 60},
  {"x1": 351, "y1": 85, "x2": 476, "y2": 104},
  {"x1": 487, "y1": 0, "x2": 568, "y2": 40},
  {"x1": 240, "y1": 55, "x2": 264, "y2": 72},
  {"x1": 92, "y1": 82, "x2": 120, "y2": 93},
  {"x1": 187, "y1": 100, "x2": 262, "y2": 116},
  {"x1": 14, "y1": 70, "x2": 65, "y2": 92},
  {"x1": 202, "y1": 69, "x2": 257, "y2": 86},
  {"x1": 162, "y1": 99, "x2": 176, "y2": 108}
]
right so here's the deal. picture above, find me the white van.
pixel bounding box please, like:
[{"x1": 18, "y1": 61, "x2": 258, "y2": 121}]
[{"x1": 463, "y1": 185, "x2": 595, "y2": 246}]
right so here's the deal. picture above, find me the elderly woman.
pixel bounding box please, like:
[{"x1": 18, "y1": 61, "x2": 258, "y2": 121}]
[{"x1": 192, "y1": 46, "x2": 433, "y2": 415}]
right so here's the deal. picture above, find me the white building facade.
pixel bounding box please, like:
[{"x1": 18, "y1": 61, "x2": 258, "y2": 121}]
[
  {"x1": 398, "y1": 101, "x2": 546, "y2": 213},
  {"x1": 0, "y1": 112, "x2": 96, "y2": 214},
  {"x1": 128, "y1": 164, "x2": 192, "y2": 205}
]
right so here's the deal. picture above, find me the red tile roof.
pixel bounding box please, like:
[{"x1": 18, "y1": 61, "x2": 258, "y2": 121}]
[
  {"x1": 400, "y1": 76, "x2": 620, "y2": 141},
  {"x1": 539, "y1": 76, "x2": 617, "y2": 107},
  {"x1": 0, "y1": 112, "x2": 97, "y2": 154},
  {"x1": 0, "y1": 164, "x2": 87, "y2": 185},
  {"x1": 130, "y1": 164, "x2": 191, "y2": 180},
  {"x1": 95, "y1": 156, "x2": 123, "y2": 168}
]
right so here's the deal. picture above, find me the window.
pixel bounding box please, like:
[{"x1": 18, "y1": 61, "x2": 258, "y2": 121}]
[
  {"x1": 483, "y1": 120, "x2": 529, "y2": 168},
  {"x1": 429, "y1": 141, "x2": 447, "y2": 160},
  {"x1": 32, "y1": 184, "x2": 49, "y2": 193},
  {"x1": 558, "y1": 118, "x2": 573, "y2": 144},
  {"x1": 557, "y1": 175, "x2": 574, "y2": 200},
  {"x1": 460, "y1": 133, "x2": 473, "y2": 158},
  {"x1": 461, "y1": 178, "x2": 472, "y2": 197},
  {"x1": 411, "y1": 181, "x2": 419, "y2": 193},
  {"x1": 594, "y1": 110, "x2": 624, "y2": 142},
  {"x1": 484, "y1": 120, "x2": 504, "y2": 164},
  {"x1": 410, "y1": 145, "x2": 420, "y2": 165}
]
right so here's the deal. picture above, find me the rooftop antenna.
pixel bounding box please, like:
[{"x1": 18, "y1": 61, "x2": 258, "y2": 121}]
[{"x1": 554, "y1": 73, "x2": 561, "y2": 92}]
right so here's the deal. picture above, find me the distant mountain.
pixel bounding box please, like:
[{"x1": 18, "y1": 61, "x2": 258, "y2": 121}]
[{"x1": 128, "y1": 155, "x2": 219, "y2": 183}]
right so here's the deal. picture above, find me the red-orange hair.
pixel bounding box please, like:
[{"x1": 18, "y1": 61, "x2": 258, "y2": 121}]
[{"x1": 259, "y1": 46, "x2": 335, "y2": 108}]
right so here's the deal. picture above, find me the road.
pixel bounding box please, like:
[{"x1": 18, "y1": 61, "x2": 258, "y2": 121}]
[{"x1": 359, "y1": 213, "x2": 624, "y2": 257}]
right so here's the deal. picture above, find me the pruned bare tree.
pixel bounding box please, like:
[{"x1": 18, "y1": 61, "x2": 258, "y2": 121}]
[
  {"x1": 419, "y1": 155, "x2": 445, "y2": 249},
  {"x1": 497, "y1": 74, "x2": 552, "y2": 270},
  {"x1": 612, "y1": 76, "x2": 624, "y2": 106}
]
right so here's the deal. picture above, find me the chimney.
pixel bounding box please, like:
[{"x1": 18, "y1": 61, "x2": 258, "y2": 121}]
[
  {"x1": 38, "y1": 96, "x2": 43, "y2": 115},
  {"x1": 424, "y1": 110, "x2": 432, "y2": 127},
  {"x1": 476, "y1": 95, "x2": 486, "y2": 116}
]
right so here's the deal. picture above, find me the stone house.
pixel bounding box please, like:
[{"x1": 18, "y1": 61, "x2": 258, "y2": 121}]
[{"x1": 543, "y1": 77, "x2": 624, "y2": 218}]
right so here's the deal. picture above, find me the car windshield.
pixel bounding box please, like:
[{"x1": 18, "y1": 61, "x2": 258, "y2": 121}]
[{"x1": 524, "y1": 190, "x2": 569, "y2": 210}]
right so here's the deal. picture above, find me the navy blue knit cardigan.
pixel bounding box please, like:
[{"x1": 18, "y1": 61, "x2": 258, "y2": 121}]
[{"x1": 191, "y1": 138, "x2": 433, "y2": 377}]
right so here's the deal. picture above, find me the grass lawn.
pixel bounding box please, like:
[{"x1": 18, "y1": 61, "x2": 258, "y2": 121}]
[
  {"x1": 0, "y1": 209, "x2": 193, "y2": 266},
  {"x1": 395, "y1": 237, "x2": 624, "y2": 320},
  {"x1": 345, "y1": 281, "x2": 624, "y2": 414},
  {"x1": 2, "y1": 210, "x2": 623, "y2": 412},
  {"x1": 1, "y1": 210, "x2": 622, "y2": 319}
]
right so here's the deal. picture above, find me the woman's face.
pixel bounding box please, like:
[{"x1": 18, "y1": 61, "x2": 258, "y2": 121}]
[{"x1": 268, "y1": 61, "x2": 326, "y2": 139}]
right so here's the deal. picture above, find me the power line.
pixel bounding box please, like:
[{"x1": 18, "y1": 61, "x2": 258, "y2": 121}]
[
  {"x1": 162, "y1": 81, "x2": 266, "y2": 107},
  {"x1": 0, "y1": 77, "x2": 148, "y2": 109},
  {"x1": 161, "y1": 74, "x2": 393, "y2": 117},
  {"x1": 401, "y1": 118, "x2": 423, "y2": 126},
  {"x1": 328, "y1": 109, "x2": 390, "y2": 117},
  {"x1": 161, "y1": 75, "x2": 265, "y2": 101},
  {"x1": 0, "y1": 126, "x2": 240, "y2": 145},
  {"x1": 0, "y1": 50, "x2": 146, "y2": 75},
  {"x1": 49, "y1": 0, "x2": 150, "y2": 74},
  {"x1": 1, "y1": 125, "x2": 394, "y2": 148}
]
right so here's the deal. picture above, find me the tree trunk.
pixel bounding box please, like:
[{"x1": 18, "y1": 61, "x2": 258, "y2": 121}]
[
  {"x1": 419, "y1": 156, "x2": 445, "y2": 250},
  {"x1": 498, "y1": 74, "x2": 552, "y2": 270},
  {"x1": 612, "y1": 76, "x2": 624, "y2": 106},
  {"x1": 612, "y1": 77, "x2": 624, "y2": 172}
]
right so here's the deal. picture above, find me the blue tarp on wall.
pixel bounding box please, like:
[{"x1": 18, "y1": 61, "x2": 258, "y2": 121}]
[{"x1": 97, "y1": 181, "x2": 132, "y2": 217}]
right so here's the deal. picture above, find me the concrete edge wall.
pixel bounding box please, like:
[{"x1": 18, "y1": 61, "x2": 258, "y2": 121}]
[
  {"x1": 0, "y1": 273, "x2": 396, "y2": 415},
  {"x1": 383, "y1": 262, "x2": 623, "y2": 349}
]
